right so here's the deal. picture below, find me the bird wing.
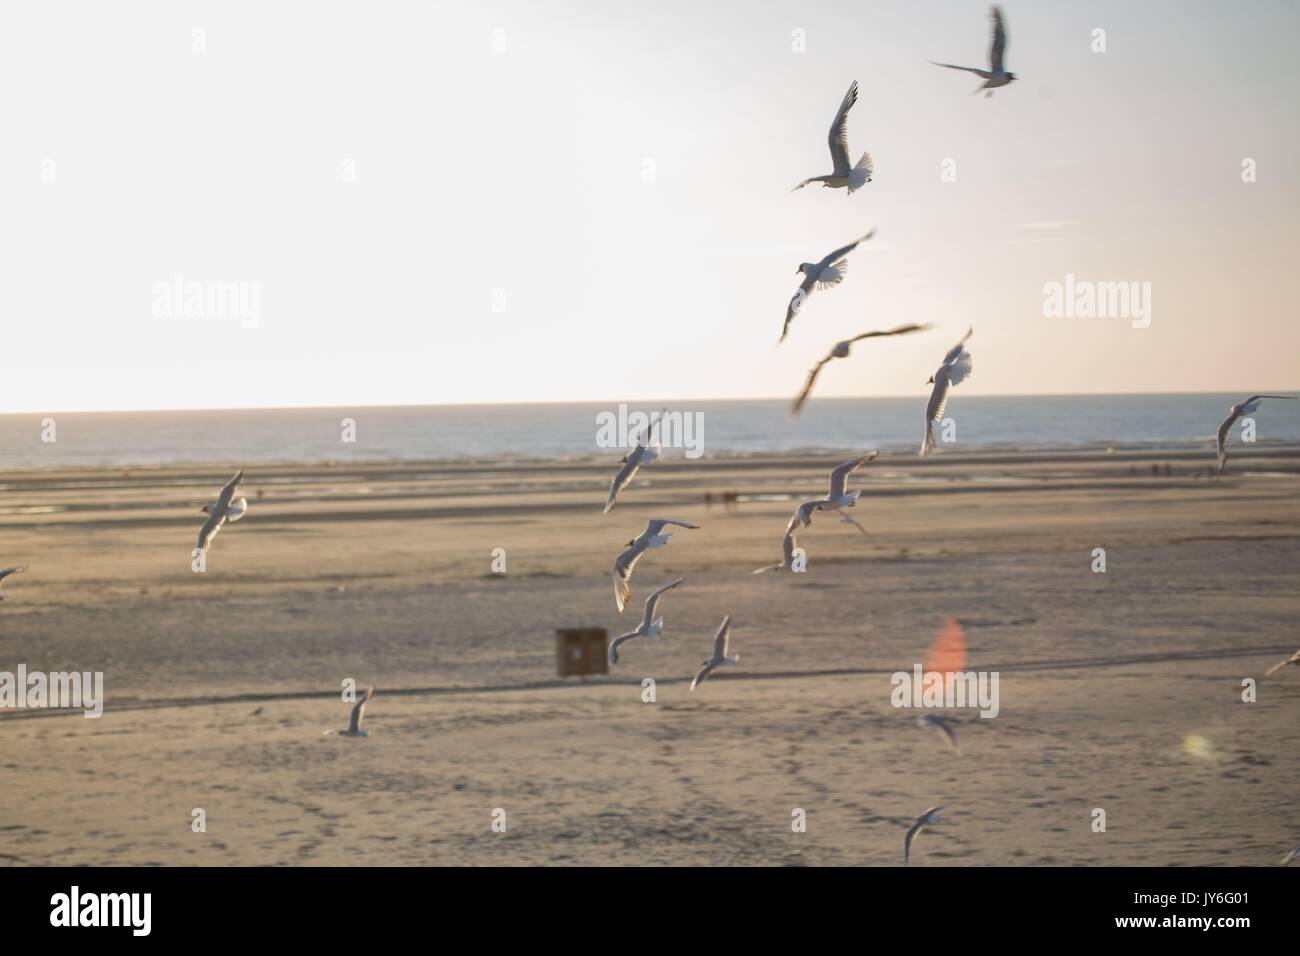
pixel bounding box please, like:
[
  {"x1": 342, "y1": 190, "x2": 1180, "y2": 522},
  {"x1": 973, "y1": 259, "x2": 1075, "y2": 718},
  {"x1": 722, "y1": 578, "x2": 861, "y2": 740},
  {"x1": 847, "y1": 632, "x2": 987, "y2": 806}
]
[
  {"x1": 930, "y1": 61, "x2": 988, "y2": 78},
  {"x1": 989, "y1": 5, "x2": 1007, "y2": 73},
  {"x1": 1215, "y1": 412, "x2": 1237, "y2": 470},
  {"x1": 782, "y1": 273, "x2": 819, "y2": 341},
  {"x1": 791, "y1": 356, "x2": 834, "y2": 415},
  {"x1": 926, "y1": 370, "x2": 954, "y2": 425},
  {"x1": 641, "y1": 577, "x2": 685, "y2": 629},
  {"x1": 848, "y1": 322, "x2": 933, "y2": 343},
  {"x1": 349, "y1": 686, "x2": 374, "y2": 733},
  {"x1": 1264, "y1": 651, "x2": 1299, "y2": 677},
  {"x1": 216, "y1": 470, "x2": 244, "y2": 512},
  {"x1": 827, "y1": 80, "x2": 858, "y2": 176},
  {"x1": 781, "y1": 524, "x2": 797, "y2": 565},
  {"x1": 942, "y1": 326, "x2": 974, "y2": 366},
  {"x1": 612, "y1": 542, "x2": 646, "y2": 613},
  {"x1": 197, "y1": 511, "x2": 227, "y2": 552},
  {"x1": 0, "y1": 566, "x2": 25, "y2": 583},
  {"x1": 646, "y1": 518, "x2": 700, "y2": 534},
  {"x1": 946, "y1": 349, "x2": 973, "y2": 387},
  {"x1": 814, "y1": 260, "x2": 848, "y2": 291},
  {"x1": 828, "y1": 452, "x2": 878, "y2": 499},
  {"x1": 607, "y1": 630, "x2": 640, "y2": 666},
  {"x1": 690, "y1": 661, "x2": 716, "y2": 691},
  {"x1": 820, "y1": 230, "x2": 876, "y2": 270},
  {"x1": 713, "y1": 615, "x2": 733, "y2": 659},
  {"x1": 605, "y1": 452, "x2": 642, "y2": 514},
  {"x1": 793, "y1": 499, "x2": 824, "y2": 528}
]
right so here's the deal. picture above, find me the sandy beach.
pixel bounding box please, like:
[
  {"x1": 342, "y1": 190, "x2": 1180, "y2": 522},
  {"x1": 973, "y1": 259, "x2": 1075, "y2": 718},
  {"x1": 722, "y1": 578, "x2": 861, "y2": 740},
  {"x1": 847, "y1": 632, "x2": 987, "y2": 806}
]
[{"x1": 2, "y1": 446, "x2": 1298, "y2": 866}]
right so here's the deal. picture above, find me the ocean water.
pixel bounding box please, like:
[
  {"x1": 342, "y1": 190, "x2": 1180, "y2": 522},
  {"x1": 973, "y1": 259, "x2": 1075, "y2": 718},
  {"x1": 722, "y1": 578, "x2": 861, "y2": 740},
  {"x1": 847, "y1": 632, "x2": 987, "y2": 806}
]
[{"x1": 0, "y1": 394, "x2": 1297, "y2": 468}]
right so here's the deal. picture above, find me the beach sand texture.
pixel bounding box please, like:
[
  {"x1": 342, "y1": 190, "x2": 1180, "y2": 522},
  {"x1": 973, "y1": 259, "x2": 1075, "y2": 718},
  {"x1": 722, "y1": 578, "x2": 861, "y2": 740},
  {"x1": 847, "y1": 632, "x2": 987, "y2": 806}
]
[{"x1": 1, "y1": 447, "x2": 1298, "y2": 865}]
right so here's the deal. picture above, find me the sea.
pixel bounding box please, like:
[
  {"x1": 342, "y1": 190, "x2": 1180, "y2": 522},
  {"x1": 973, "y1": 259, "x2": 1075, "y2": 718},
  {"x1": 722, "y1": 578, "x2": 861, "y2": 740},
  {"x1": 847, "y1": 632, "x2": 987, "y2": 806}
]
[{"x1": 0, "y1": 394, "x2": 1296, "y2": 469}]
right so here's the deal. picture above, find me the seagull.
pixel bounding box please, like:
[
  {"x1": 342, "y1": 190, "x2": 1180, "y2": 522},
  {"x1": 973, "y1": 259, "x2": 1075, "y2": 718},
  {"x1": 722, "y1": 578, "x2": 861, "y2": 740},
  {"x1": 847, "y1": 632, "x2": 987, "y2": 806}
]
[
  {"x1": 0, "y1": 566, "x2": 26, "y2": 601},
  {"x1": 781, "y1": 230, "x2": 876, "y2": 343},
  {"x1": 791, "y1": 80, "x2": 873, "y2": 195},
  {"x1": 604, "y1": 409, "x2": 666, "y2": 514},
  {"x1": 920, "y1": 714, "x2": 960, "y2": 754},
  {"x1": 612, "y1": 519, "x2": 699, "y2": 613},
  {"x1": 931, "y1": 5, "x2": 1016, "y2": 97},
  {"x1": 921, "y1": 327, "x2": 973, "y2": 457},
  {"x1": 196, "y1": 470, "x2": 247, "y2": 554},
  {"x1": 325, "y1": 686, "x2": 374, "y2": 738},
  {"x1": 791, "y1": 324, "x2": 933, "y2": 415},
  {"x1": 608, "y1": 577, "x2": 685, "y2": 666},
  {"x1": 753, "y1": 517, "x2": 800, "y2": 574},
  {"x1": 1264, "y1": 649, "x2": 1300, "y2": 678},
  {"x1": 1215, "y1": 395, "x2": 1297, "y2": 472},
  {"x1": 791, "y1": 452, "x2": 879, "y2": 529},
  {"x1": 690, "y1": 615, "x2": 739, "y2": 690},
  {"x1": 903, "y1": 806, "x2": 944, "y2": 866}
]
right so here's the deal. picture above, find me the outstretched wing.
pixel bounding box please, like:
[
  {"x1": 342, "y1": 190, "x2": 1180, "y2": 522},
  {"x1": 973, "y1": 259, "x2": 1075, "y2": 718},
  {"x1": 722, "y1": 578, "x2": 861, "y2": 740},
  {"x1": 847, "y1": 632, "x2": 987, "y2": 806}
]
[
  {"x1": 604, "y1": 452, "x2": 642, "y2": 514},
  {"x1": 828, "y1": 451, "x2": 878, "y2": 499},
  {"x1": 607, "y1": 630, "x2": 639, "y2": 666},
  {"x1": 942, "y1": 326, "x2": 974, "y2": 366},
  {"x1": 782, "y1": 273, "x2": 818, "y2": 342},
  {"x1": 930, "y1": 61, "x2": 988, "y2": 78},
  {"x1": 197, "y1": 511, "x2": 227, "y2": 552},
  {"x1": 1215, "y1": 412, "x2": 1237, "y2": 471},
  {"x1": 848, "y1": 322, "x2": 933, "y2": 344},
  {"x1": 641, "y1": 577, "x2": 685, "y2": 629},
  {"x1": 989, "y1": 5, "x2": 1007, "y2": 73},
  {"x1": 645, "y1": 518, "x2": 701, "y2": 535},
  {"x1": 689, "y1": 661, "x2": 716, "y2": 691},
  {"x1": 791, "y1": 356, "x2": 833, "y2": 415},
  {"x1": 827, "y1": 80, "x2": 858, "y2": 176},
  {"x1": 612, "y1": 542, "x2": 646, "y2": 613},
  {"x1": 349, "y1": 686, "x2": 374, "y2": 733},
  {"x1": 0, "y1": 566, "x2": 25, "y2": 584},
  {"x1": 216, "y1": 470, "x2": 244, "y2": 511},
  {"x1": 819, "y1": 230, "x2": 876, "y2": 270},
  {"x1": 712, "y1": 615, "x2": 733, "y2": 659}
]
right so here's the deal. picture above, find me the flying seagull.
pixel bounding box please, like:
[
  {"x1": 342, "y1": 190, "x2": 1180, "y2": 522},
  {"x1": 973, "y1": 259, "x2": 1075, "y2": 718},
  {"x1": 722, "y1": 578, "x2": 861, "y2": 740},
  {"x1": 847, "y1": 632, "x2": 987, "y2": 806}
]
[
  {"x1": 791, "y1": 80, "x2": 873, "y2": 195},
  {"x1": 781, "y1": 230, "x2": 876, "y2": 343},
  {"x1": 1215, "y1": 395, "x2": 1297, "y2": 472},
  {"x1": 0, "y1": 566, "x2": 26, "y2": 601},
  {"x1": 196, "y1": 470, "x2": 247, "y2": 554},
  {"x1": 325, "y1": 686, "x2": 375, "y2": 738},
  {"x1": 931, "y1": 5, "x2": 1016, "y2": 97},
  {"x1": 604, "y1": 408, "x2": 666, "y2": 514},
  {"x1": 792, "y1": 452, "x2": 878, "y2": 529},
  {"x1": 690, "y1": 615, "x2": 739, "y2": 690},
  {"x1": 612, "y1": 519, "x2": 699, "y2": 613},
  {"x1": 920, "y1": 714, "x2": 960, "y2": 754},
  {"x1": 791, "y1": 324, "x2": 933, "y2": 415},
  {"x1": 608, "y1": 577, "x2": 685, "y2": 666},
  {"x1": 921, "y1": 327, "x2": 973, "y2": 457},
  {"x1": 753, "y1": 517, "x2": 801, "y2": 574},
  {"x1": 903, "y1": 805, "x2": 944, "y2": 866},
  {"x1": 1265, "y1": 649, "x2": 1300, "y2": 678}
]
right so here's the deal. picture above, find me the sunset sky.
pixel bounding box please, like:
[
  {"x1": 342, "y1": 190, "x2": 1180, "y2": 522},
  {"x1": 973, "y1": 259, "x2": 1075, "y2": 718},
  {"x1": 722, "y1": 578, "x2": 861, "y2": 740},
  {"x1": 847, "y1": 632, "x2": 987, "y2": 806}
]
[{"x1": 1, "y1": 0, "x2": 1297, "y2": 412}]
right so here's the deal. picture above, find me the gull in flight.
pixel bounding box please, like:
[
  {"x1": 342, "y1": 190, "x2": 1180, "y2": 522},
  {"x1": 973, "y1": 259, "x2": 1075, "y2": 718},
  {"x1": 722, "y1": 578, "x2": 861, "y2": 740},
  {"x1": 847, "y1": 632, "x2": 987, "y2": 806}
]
[
  {"x1": 903, "y1": 806, "x2": 944, "y2": 866},
  {"x1": 781, "y1": 230, "x2": 876, "y2": 343},
  {"x1": 753, "y1": 517, "x2": 801, "y2": 574},
  {"x1": 604, "y1": 408, "x2": 666, "y2": 514},
  {"x1": 792, "y1": 452, "x2": 878, "y2": 532},
  {"x1": 1264, "y1": 649, "x2": 1300, "y2": 678},
  {"x1": 791, "y1": 80, "x2": 873, "y2": 195},
  {"x1": 791, "y1": 323, "x2": 933, "y2": 415},
  {"x1": 1215, "y1": 395, "x2": 1297, "y2": 472},
  {"x1": 612, "y1": 519, "x2": 699, "y2": 613},
  {"x1": 921, "y1": 327, "x2": 973, "y2": 457},
  {"x1": 196, "y1": 470, "x2": 248, "y2": 554},
  {"x1": 690, "y1": 615, "x2": 739, "y2": 690},
  {"x1": 608, "y1": 577, "x2": 685, "y2": 666},
  {"x1": 0, "y1": 566, "x2": 26, "y2": 601},
  {"x1": 920, "y1": 714, "x2": 960, "y2": 754},
  {"x1": 325, "y1": 686, "x2": 375, "y2": 738},
  {"x1": 931, "y1": 5, "x2": 1016, "y2": 97}
]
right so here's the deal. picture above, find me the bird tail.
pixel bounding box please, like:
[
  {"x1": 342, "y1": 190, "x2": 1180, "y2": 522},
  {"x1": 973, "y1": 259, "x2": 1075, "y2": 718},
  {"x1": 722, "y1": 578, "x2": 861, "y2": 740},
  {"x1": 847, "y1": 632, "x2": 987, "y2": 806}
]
[
  {"x1": 650, "y1": 616, "x2": 664, "y2": 635},
  {"x1": 847, "y1": 153, "x2": 873, "y2": 193}
]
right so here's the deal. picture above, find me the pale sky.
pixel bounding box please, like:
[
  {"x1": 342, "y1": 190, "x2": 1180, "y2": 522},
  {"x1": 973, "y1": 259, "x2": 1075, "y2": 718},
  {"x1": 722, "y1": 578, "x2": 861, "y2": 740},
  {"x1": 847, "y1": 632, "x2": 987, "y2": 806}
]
[{"x1": 1, "y1": 0, "x2": 1297, "y2": 413}]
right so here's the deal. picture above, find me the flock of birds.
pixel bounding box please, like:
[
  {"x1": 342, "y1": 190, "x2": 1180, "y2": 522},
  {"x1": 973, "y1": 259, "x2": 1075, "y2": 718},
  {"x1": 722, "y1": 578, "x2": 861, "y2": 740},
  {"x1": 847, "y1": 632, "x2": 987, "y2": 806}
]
[{"x1": 3, "y1": 4, "x2": 1297, "y2": 865}]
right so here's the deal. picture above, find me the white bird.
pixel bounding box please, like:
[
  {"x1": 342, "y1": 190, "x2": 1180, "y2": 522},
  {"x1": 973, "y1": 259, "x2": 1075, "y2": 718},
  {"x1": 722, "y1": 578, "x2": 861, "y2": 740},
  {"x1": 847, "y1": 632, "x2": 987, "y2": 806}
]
[
  {"x1": 781, "y1": 230, "x2": 876, "y2": 342},
  {"x1": 196, "y1": 470, "x2": 248, "y2": 554},
  {"x1": 791, "y1": 452, "x2": 879, "y2": 529},
  {"x1": 0, "y1": 566, "x2": 26, "y2": 601},
  {"x1": 604, "y1": 409, "x2": 666, "y2": 514},
  {"x1": 1264, "y1": 649, "x2": 1300, "y2": 678},
  {"x1": 690, "y1": 615, "x2": 739, "y2": 690},
  {"x1": 325, "y1": 686, "x2": 374, "y2": 738},
  {"x1": 608, "y1": 577, "x2": 685, "y2": 666},
  {"x1": 791, "y1": 80, "x2": 874, "y2": 195},
  {"x1": 753, "y1": 517, "x2": 801, "y2": 574},
  {"x1": 921, "y1": 327, "x2": 973, "y2": 457},
  {"x1": 931, "y1": 6, "x2": 1016, "y2": 97},
  {"x1": 612, "y1": 519, "x2": 700, "y2": 613},
  {"x1": 903, "y1": 806, "x2": 944, "y2": 866},
  {"x1": 792, "y1": 324, "x2": 933, "y2": 415},
  {"x1": 920, "y1": 714, "x2": 960, "y2": 754},
  {"x1": 1215, "y1": 395, "x2": 1297, "y2": 472}
]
